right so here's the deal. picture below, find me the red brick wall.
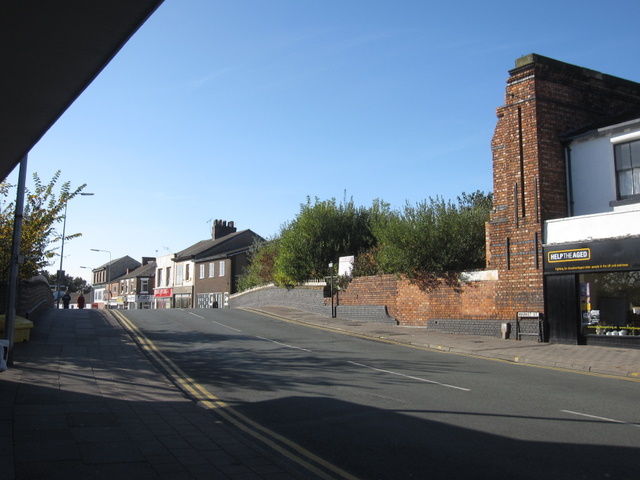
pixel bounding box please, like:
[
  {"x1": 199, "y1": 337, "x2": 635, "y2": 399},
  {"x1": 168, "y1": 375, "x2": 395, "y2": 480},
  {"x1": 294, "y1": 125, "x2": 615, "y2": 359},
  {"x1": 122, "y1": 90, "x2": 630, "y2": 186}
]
[{"x1": 338, "y1": 274, "x2": 498, "y2": 326}]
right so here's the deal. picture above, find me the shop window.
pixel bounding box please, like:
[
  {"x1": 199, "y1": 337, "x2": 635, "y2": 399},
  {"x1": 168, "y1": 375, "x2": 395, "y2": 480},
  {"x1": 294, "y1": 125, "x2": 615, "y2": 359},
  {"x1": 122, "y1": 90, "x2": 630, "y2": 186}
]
[
  {"x1": 614, "y1": 139, "x2": 640, "y2": 199},
  {"x1": 580, "y1": 271, "x2": 640, "y2": 336}
]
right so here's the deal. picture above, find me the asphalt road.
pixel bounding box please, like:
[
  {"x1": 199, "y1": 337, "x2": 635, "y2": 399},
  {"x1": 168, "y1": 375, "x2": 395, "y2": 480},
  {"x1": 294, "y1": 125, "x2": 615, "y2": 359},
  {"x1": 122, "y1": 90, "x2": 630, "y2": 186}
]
[{"x1": 122, "y1": 308, "x2": 640, "y2": 480}]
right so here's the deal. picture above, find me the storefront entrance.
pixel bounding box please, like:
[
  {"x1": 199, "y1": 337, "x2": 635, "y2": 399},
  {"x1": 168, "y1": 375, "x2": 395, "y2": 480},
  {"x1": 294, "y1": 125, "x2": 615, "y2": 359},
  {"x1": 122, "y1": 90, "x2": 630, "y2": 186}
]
[{"x1": 544, "y1": 237, "x2": 640, "y2": 348}]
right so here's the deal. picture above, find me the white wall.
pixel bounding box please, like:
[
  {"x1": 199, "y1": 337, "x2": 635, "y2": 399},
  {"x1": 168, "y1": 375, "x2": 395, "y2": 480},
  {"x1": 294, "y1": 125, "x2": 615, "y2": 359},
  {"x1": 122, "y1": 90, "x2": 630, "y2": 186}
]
[{"x1": 568, "y1": 135, "x2": 617, "y2": 216}]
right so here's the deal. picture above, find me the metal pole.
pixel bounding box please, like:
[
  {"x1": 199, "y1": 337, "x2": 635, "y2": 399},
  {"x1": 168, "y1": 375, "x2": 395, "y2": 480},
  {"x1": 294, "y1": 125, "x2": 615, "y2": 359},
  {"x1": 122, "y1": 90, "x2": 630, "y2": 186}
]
[
  {"x1": 5, "y1": 154, "x2": 28, "y2": 365},
  {"x1": 55, "y1": 201, "x2": 68, "y2": 308}
]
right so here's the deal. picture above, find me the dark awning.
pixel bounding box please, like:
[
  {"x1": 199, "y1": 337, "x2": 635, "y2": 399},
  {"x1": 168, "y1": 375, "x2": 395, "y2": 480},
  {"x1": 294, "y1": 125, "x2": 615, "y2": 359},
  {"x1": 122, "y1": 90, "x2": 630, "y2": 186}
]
[{"x1": 0, "y1": 1, "x2": 164, "y2": 181}]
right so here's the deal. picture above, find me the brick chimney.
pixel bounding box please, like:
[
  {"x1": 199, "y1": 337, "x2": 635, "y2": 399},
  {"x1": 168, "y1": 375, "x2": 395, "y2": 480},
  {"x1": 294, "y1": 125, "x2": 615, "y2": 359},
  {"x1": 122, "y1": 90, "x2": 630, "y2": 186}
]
[{"x1": 212, "y1": 219, "x2": 236, "y2": 239}]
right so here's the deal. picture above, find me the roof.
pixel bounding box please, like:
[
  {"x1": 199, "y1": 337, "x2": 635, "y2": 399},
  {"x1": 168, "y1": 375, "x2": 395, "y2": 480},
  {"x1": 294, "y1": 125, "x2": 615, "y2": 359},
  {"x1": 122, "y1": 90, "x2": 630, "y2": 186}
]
[
  {"x1": 0, "y1": 1, "x2": 164, "y2": 181},
  {"x1": 562, "y1": 107, "x2": 640, "y2": 141},
  {"x1": 120, "y1": 261, "x2": 157, "y2": 280},
  {"x1": 92, "y1": 256, "x2": 141, "y2": 283},
  {"x1": 174, "y1": 230, "x2": 263, "y2": 262}
]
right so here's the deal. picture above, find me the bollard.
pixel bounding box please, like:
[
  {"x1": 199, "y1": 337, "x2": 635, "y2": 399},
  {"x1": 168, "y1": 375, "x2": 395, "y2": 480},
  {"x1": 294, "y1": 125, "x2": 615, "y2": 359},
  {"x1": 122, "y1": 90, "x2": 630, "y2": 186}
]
[{"x1": 501, "y1": 322, "x2": 511, "y2": 340}]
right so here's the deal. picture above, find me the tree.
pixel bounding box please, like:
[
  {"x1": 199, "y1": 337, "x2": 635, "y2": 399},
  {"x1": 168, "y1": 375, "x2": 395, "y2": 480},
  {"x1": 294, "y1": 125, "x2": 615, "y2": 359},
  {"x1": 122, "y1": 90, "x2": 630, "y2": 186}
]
[
  {"x1": 274, "y1": 196, "x2": 374, "y2": 285},
  {"x1": 237, "y1": 237, "x2": 281, "y2": 291},
  {"x1": 363, "y1": 191, "x2": 492, "y2": 281},
  {"x1": 0, "y1": 171, "x2": 87, "y2": 282},
  {"x1": 40, "y1": 270, "x2": 90, "y2": 293}
]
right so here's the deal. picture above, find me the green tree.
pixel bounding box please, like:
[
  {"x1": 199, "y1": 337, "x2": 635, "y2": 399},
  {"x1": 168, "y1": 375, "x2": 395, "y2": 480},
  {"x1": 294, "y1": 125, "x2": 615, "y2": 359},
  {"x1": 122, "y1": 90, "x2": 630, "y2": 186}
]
[
  {"x1": 40, "y1": 270, "x2": 89, "y2": 293},
  {"x1": 367, "y1": 191, "x2": 492, "y2": 280},
  {"x1": 237, "y1": 237, "x2": 281, "y2": 291},
  {"x1": 274, "y1": 196, "x2": 374, "y2": 285},
  {"x1": 0, "y1": 171, "x2": 87, "y2": 281}
]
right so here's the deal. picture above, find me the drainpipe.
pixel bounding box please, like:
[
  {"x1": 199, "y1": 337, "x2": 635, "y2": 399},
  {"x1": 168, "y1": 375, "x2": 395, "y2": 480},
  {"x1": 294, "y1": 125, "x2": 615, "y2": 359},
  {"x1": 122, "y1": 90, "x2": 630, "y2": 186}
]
[{"x1": 565, "y1": 145, "x2": 574, "y2": 217}]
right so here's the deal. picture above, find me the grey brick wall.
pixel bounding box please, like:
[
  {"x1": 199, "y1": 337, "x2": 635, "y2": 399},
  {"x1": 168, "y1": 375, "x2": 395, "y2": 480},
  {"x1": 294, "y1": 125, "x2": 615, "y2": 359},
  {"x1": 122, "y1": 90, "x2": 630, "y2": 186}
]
[{"x1": 230, "y1": 285, "x2": 396, "y2": 324}]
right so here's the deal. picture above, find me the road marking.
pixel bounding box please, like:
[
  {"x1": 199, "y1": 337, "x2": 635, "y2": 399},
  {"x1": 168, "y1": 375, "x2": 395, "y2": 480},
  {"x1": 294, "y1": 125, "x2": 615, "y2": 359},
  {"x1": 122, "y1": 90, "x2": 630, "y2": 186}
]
[
  {"x1": 187, "y1": 311, "x2": 242, "y2": 332},
  {"x1": 348, "y1": 361, "x2": 470, "y2": 392},
  {"x1": 561, "y1": 410, "x2": 640, "y2": 428},
  {"x1": 256, "y1": 336, "x2": 312, "y2": 352},
  {"x1": 242, "y1": 308, "x2": 640, "y2": 384},
  {"x1": 110, "y1": 310, "x2": 357, "y2": 480}
]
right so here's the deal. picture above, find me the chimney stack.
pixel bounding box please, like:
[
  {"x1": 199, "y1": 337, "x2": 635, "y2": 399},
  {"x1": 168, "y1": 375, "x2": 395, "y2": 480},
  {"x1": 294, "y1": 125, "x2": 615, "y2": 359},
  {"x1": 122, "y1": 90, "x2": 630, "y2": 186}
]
[{"x1": 212, "y1": 219, "x2": 237, "y2": 239}]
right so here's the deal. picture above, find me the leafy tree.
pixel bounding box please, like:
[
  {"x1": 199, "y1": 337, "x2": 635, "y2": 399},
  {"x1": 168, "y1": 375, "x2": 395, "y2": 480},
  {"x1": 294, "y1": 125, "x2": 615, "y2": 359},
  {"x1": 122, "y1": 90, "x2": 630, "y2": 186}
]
[
  {"x1": 0, "y1": 171, "x2": 87, "y2": 282},
  {"x1": 274, "y1": 196, "x2": 374, "y2": 285},
  {"x1": 368, "y1": 191, "x2": 492, "y2": 280},
  {"x1": 40, "y1": 270, "x2": 89, "y2": 293},
  {"x1": 237, "y1": 237, "x2": 281, "y2": 291}
]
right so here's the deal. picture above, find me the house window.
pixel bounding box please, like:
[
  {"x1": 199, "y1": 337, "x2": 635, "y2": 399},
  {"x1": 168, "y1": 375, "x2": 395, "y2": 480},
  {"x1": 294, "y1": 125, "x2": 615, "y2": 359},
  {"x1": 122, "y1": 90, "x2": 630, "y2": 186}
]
[
  {"x1": 199, "y1": 264, "x2": 205, "y2": 279},
  {"x1": 219, "y1": 260, "x2": 225, "y2": 277},
  {"x1": 176, "y1": 264, "x2": 184, "y2": 285},
  {"x1": 185, "y1": 264, "x2": 190, "y2": 281},
  {"x1": 141, "y1": 278, "x2": 149, "y2": 293},
  {"x1": 166, "y1": 267, "x2": 172, "y2": 286},
  {"x1": 614, "y1": 139, "x2": 640, "y2": 199},
  {"x1": 157, "y1": 269, "x2": 162, "y2": 287},
  {"x1": 209, "y1": 262, "x2": 215, "y2": 277}
]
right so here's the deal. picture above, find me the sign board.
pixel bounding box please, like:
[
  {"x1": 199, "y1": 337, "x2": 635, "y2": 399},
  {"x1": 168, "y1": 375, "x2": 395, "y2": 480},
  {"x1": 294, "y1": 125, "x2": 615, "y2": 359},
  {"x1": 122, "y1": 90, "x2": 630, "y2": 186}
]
[
  {"x1": 517, "y1": 311, "x2": 540, "y2": 318},
  {"x1": 543, "y1": 237, "x2": 640, "y2": 274}
]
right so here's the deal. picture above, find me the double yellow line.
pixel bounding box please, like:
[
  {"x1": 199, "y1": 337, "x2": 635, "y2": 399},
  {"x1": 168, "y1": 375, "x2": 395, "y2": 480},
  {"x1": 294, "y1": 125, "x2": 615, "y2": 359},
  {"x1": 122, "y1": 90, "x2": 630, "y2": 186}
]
[{"x1": 110, "y1": 309, "x2": 357, "y2": 480}]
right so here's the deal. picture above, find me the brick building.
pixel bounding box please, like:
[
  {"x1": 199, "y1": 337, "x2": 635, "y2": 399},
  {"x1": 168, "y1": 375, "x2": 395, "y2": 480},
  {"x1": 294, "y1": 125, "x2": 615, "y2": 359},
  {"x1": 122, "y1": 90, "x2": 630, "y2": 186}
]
[
  {"x1": 487, "y1": 54, "x2": 640, "y2": 345},
  {"x1": 334, "y1": 54, "x2": 640, "y2": 346}
]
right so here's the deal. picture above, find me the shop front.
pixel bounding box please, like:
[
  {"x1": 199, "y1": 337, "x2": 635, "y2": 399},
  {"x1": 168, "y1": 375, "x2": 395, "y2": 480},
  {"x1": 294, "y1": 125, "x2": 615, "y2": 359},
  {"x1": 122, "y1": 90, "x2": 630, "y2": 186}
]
[
  {"x1": 544, "y1": 237, "x2": 640, "y2": 347},
  {"x1": 154, "y1": 287, "x2": 173, "y2": 309},
  {"x1": 172, "y1": 285, "x2": 193, "y2": 309}
]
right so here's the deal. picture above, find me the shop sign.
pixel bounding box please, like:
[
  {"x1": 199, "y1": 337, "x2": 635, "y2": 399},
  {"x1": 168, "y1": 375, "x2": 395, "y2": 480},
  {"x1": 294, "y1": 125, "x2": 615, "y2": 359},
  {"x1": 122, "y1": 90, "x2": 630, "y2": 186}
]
[
  {"x1": 544, "y1": 237, "x2": 640, "y2": 274},
  {"x1": 155, "y1": 288, "x2": 173, "y2": 297},
  {"x1": 547, "y1": 248, "x2": 590, "y2": 263}
]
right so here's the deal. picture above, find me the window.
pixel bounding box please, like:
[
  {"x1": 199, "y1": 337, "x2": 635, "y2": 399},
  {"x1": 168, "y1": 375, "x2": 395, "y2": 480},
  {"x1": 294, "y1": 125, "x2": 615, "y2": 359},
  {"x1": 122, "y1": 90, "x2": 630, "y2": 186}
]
[
  {"x1": 157, "y1": 269, "x2": 162, "y2": 287},
  {"x1": 176, "y1": 264, "x2": 184, "y2": 285},
  {"x1": 166, "y1": 267, "x2": 172, "y2": 286},
  {"x1": 141, "y1": 278, "x2": 149, "y2": 293},
  {"x1": 209, "y1": 262, "x2": 215, "y2": 277},
  {"x1": 614, "y1": 139, "x2": 640, "y2": 199},
  {"x1": 185, "y1": 264, "x2": 190, "y2": 281},
  {"x1": 219, "y1": 260, "x2": 225, "y2": 277},
  {"x1": 199, "y1": 264, "x2": 205, "y2": 279}
]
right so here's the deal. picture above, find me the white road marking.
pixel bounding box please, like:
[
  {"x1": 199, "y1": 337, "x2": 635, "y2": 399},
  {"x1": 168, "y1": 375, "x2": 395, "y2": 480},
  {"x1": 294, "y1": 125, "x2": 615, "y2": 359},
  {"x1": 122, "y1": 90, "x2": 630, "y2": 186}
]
[
  {"x1": 348, "y1": 361, "x2": 470, "y2": 391},
  {"x1": 561, "y1": 410, "x2": 640, "y2": 428},
  {"x1": 188, "y1": 312, "x2": 242, "y2": 332},
  {"x1": 256, "y1": 336, "x2": 313, "y2": 352}
]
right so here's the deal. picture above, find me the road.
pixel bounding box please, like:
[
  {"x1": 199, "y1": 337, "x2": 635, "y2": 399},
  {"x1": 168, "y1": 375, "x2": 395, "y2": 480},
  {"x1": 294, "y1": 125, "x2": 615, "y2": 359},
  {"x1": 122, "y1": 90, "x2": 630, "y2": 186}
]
[{"x1": 120, "y1": 307, "x2": 640, "y2": 479}]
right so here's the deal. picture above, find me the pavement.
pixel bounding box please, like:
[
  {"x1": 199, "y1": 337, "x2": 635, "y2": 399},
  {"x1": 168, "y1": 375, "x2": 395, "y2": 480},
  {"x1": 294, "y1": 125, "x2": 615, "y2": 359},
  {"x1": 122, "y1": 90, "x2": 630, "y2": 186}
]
[{"x1": 1, "y1": 306, "x2": 640, "y2": 480}]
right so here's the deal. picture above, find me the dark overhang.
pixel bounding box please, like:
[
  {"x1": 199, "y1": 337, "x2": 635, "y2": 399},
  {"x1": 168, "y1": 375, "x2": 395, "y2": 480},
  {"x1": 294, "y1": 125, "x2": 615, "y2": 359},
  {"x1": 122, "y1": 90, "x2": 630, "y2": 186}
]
[{"x1": 0, "y1": 1, "x2": 164, "y2": 181}]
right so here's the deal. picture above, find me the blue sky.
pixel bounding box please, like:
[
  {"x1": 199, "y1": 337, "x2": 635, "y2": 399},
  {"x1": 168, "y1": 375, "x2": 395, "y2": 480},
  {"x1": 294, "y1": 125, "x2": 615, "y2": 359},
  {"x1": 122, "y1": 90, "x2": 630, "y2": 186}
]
[{"x1": 9, "y1": 0, "x2": 640, "y2": 282}]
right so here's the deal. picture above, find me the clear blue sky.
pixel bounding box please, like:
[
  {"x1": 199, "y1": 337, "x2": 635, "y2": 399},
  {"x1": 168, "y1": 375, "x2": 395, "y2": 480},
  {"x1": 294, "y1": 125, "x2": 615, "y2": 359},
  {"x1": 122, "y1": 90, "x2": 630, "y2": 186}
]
[{"x1": 8, "y1": 0, "x2": 640, "y2": 283}]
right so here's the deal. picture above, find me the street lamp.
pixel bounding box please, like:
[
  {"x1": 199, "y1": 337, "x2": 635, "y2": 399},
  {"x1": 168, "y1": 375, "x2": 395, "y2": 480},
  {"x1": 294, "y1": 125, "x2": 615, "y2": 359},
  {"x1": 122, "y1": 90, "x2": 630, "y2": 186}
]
[
  {"x1": 329, "y1": 262, "x2": 336, "y2": 318},
  {"x1": 56, "y1": 192, "x2": 94, "y2": 308},
  {"x1": 91, "y1": 249, "x2": 111, "y2": 308}
]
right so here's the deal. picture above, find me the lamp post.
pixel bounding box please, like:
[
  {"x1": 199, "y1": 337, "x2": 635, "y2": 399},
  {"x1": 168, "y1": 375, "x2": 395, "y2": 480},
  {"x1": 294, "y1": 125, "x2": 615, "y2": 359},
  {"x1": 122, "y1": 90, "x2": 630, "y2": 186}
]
[
  {"x1": 56, "y1": 192, "x2": 94, "y2": 308},
  {"x1": 329, "y1": 262, "x2": 336, "y2": 318},
  {"x1": 80, "y1": 266, "x2": 94, "y2": 306},
  {"x1": 91, "y1": 249, "x2": 111, "y2": 308}
]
